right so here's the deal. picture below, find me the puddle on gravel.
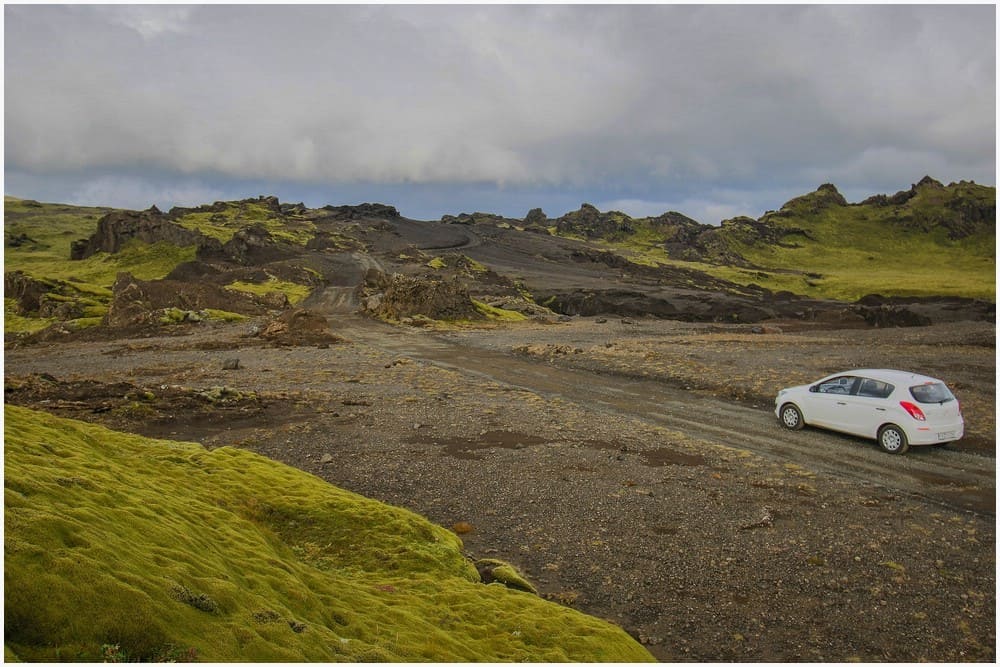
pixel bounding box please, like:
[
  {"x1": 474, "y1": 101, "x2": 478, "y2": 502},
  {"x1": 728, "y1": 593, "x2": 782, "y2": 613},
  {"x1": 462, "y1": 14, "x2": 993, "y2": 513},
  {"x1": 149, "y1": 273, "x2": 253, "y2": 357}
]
[{"x1": 411, "y1": 430, "x2": 550, "y2": 461}]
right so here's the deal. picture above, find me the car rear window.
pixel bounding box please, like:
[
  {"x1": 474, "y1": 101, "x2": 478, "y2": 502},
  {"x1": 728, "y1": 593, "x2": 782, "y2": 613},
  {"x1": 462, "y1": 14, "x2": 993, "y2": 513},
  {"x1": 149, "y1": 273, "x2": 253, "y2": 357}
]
[{"x1": 909, "y1": 382, "x2": 955, "y2": 404}]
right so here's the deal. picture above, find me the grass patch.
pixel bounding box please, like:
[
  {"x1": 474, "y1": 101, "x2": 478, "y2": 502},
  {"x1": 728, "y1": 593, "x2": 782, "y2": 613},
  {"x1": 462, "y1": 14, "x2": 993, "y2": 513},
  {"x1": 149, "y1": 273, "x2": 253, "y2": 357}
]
[{"x1": 4, "y1": 405, "x2": 653, "y2": 662}]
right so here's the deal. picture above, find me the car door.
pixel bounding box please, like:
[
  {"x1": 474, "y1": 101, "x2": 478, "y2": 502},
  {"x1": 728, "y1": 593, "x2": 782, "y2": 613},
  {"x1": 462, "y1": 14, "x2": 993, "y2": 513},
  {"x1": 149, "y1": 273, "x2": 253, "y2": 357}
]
[
  {"x1": 839, "y1": 377, "x2": 895, "y2": 438},
  {"x1": 801, "y1": 375, "x2": 859, "y2": 431}
]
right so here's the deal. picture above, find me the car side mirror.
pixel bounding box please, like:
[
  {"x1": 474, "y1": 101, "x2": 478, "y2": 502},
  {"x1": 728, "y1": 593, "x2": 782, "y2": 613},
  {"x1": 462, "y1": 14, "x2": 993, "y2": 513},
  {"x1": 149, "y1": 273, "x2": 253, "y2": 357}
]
[{"x1": 809, "y1": 385, "x2": 819, "y2": 393}]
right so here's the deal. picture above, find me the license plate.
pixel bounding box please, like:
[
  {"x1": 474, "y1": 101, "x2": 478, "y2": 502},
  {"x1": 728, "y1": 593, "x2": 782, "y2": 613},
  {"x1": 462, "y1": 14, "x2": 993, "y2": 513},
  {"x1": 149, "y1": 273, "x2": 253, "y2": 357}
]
[{"x1": 937, "y1": 431, "x2": 954, "y2": 440}]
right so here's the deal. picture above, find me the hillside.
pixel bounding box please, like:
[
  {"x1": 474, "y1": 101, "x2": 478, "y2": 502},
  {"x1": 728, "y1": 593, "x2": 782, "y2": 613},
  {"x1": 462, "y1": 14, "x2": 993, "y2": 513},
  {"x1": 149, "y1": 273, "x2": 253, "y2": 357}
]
[
  {"x1": 717, "y1": 178, "x2": 995, "y2": 300},
  {"x1": 549, "y1": 177, "x2": 995, "y2": 301},
  {"x1": 4, "y1": 404, "x2": 654, "y2": 662},
  {"x1": 4, "y1": 178, "x2": 994, "y2": 343}
]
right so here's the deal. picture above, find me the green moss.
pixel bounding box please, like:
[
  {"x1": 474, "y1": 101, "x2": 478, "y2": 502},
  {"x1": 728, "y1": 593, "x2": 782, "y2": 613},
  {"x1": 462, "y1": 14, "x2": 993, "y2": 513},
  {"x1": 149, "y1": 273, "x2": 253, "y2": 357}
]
[
  {"x1": 173, "y1": 203, "x2": 315, "y2": 246},
  {"x1": 465, "y1": 257, "x2": 489, "y2": 273},
  {"x1": 225, "y1": 277, "x2": 311, "y2": 305},
  {"x1": 4, "y1": 405, "x2": 654, "y2": 662},
  {"x1": 203, "y1": 309, "x2": 249, "y2": 322},
  {"x1": 65, "y1": 317, "x2": 103, "y2": 330},
  {"x1": 732, "y1": 206, "x2": 995, "y2": 301},
  {"x1": 4, "y1": 299, "x2": 54, "y2": 334},
  {"x1": 472, "y1": 300, "x2": 528, "y2": 322},
  {"x1": 427, "y1": 257, "x2": 447, "y2": 270}
]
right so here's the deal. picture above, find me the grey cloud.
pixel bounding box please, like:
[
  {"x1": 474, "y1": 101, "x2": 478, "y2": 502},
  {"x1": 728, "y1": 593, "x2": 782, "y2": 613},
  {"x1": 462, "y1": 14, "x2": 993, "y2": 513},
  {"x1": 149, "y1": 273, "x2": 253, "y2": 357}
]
[{"x1": 4, "y1": 4, "x2": 994, "y2": 218}]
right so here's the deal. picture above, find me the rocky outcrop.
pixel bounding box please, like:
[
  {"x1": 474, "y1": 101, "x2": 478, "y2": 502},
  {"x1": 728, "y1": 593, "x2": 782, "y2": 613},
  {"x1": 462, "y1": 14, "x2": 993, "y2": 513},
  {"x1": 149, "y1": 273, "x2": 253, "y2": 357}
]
[
  {"x1": 771, "y1": 183, "x2": 848, "y2": 217},
  {"x1": 857, "y1": 177, "x2": 993, "y2": 240},
  {"x1": 321, "y1": 203, "x2": 400, "y2": 220},
  {"x1": 70, "y1": 207, "x2": 206, "y2": 260},
  {"x1": 718, "y1": 216, "x2": 813, "y2": 248},
  {"x1": 441, "y1": 212, "x2": 507, "y2": 226},
  {"x1": 212, "y1": 224, "x2": 298, "y2": 265},
  {"x1": 4, "y1": 271, "x2": 56, "y2": 314},
  {"x1": 168, "y1": 195, "x2": 284, "y2": 219},
  {"x1": 255, "y1": 308, "x2": 343, "y2": 345},
  {"x1": 103, "y1": 272, "x2": 283, "y2": 328},
  {"x1": 555, "y1": 204, "x2": 634, "y2": 239},
  {"x1": 523, "y1": 208, "x2": 548, "y2": 226},
  {"x1": 364, "y1": 274, "x2": 482, "y2": 321}
]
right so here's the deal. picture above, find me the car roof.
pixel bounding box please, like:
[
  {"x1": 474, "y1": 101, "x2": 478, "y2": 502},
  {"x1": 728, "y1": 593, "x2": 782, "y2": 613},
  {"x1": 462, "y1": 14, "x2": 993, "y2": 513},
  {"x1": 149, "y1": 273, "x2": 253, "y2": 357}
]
[{"x1": 830, "y1": 369, "x2": 944, "y2": 386}]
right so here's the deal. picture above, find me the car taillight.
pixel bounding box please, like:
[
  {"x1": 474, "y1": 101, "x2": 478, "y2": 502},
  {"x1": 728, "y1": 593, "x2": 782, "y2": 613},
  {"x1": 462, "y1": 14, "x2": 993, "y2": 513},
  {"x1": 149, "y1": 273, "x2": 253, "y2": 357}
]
[{"x1": 900, "y1": 401, "x2": 926, "y2": 421}]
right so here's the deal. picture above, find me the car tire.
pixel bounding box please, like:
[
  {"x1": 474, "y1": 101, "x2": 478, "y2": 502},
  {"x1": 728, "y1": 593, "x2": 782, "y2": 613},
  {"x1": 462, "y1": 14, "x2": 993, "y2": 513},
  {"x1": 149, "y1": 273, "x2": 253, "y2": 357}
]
[
  {"x1": 878, "y1": 424, "x2": 909, "y2": 454},
  {"x1": 779, "y1": 403, "x2": 804, "y2": 430}
]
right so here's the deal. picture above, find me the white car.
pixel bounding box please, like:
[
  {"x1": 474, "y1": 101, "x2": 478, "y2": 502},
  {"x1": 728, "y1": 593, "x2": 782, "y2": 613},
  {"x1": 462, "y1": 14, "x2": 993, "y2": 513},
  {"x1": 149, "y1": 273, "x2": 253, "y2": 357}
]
[{"x1": 774, "y1": 369, "x2": 964, "y2": 454}]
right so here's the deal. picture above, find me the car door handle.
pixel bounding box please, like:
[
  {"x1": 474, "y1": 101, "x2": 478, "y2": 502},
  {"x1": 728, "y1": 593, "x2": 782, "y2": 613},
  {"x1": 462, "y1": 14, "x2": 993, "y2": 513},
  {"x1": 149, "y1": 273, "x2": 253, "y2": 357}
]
[
  {"x1": 836, "y1": 401, "x2": 847, "y2": 406},
  {"x1": 876, "y1": 407, "x2": 886, "y2": 412}
]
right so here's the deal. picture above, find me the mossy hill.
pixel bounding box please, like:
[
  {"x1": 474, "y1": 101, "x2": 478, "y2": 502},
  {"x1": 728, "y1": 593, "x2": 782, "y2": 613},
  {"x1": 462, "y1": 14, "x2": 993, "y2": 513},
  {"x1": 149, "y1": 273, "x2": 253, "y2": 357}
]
[
  {"x1": 550, "y1": 178, "x2": 994, "y2": 301},
  {"x1": 4, "y1": 404, "x2": 654, "y2": 662}
]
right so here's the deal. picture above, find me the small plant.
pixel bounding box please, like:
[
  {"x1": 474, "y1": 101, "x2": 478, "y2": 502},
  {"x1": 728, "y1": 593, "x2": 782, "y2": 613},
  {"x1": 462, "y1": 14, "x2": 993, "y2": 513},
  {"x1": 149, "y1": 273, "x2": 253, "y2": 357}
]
[
  {"x1": 101, "y1": 643, "x2": 126, "y2": 662},
  {"x1": 152, "y1": 644, "x2": 199, "y2": 662}
]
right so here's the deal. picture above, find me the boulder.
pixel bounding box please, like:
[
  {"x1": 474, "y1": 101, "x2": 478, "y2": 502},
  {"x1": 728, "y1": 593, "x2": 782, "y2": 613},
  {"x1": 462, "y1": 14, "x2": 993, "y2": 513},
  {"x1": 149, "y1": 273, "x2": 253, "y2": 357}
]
[{"x1": 256, "y1": 308, "x2": 342, "y2": 345}]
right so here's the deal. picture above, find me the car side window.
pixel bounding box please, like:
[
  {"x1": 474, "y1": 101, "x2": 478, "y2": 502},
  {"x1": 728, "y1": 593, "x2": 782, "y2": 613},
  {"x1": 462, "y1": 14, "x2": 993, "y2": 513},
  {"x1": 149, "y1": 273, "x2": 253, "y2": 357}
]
[
  {"x1": 856, "y1": 377, "x2": 894, "y2": 399},
  {"x1": 816, "y1": 376, "x2": 857, "y2": 394}
]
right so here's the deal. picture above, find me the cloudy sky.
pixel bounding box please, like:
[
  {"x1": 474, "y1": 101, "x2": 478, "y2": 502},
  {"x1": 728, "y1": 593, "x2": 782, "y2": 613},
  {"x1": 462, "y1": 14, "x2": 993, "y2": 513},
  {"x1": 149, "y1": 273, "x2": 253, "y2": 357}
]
[{"x1": 4, "y1": 3, "x2": 995, "y2": 223}]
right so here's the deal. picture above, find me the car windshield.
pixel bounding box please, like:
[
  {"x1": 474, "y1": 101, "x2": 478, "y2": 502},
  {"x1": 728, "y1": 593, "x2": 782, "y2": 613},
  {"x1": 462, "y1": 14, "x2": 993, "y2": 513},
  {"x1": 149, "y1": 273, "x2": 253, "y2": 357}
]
[{"x1": 909, "y1": 382, "x2": 955, "y2": 404}]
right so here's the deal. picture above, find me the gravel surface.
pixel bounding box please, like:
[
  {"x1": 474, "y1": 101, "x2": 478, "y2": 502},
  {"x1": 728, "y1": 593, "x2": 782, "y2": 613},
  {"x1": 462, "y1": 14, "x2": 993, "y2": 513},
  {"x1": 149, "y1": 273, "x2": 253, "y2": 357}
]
[{"x1": 5, "y1": 316, "x2": 995, "y2": 662}]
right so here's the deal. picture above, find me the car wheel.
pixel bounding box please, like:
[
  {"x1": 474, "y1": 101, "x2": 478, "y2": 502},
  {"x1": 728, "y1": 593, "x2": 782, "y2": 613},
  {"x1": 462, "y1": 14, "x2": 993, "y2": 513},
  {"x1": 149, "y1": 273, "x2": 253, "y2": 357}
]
[
  {"x1": 878, "y1": 424, "x2": 909, "y2": 454},
  {"x1": 779, "y1": 403, "x2": 804, "y2": 430}
]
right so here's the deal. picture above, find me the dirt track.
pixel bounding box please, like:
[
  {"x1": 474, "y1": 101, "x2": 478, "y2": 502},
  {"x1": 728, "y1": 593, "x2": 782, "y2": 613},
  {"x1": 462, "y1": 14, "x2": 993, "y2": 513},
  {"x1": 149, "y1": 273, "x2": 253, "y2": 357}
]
[{"x1": 4, "y1": 315, "x2": 995, "y2": 662}]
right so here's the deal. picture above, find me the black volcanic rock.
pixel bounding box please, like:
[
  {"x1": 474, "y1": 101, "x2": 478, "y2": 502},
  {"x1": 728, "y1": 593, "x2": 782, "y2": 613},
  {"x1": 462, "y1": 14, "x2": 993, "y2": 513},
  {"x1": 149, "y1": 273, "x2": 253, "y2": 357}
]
[
  {"x1": 322, "y1": 203, "x2": 400, "y2": 220},
  {"x1": 555, "y1": 204, "x2": 634, "y2": 239},
  {"x1": 441, "y1": 212, "x2": 508, "y2": 226},
  {"x1": 217, "y1": 224, "x2": 298, "y2": 265},
  {"x1": 524, "y1": 208, "x2": 548, "y2": 226}
]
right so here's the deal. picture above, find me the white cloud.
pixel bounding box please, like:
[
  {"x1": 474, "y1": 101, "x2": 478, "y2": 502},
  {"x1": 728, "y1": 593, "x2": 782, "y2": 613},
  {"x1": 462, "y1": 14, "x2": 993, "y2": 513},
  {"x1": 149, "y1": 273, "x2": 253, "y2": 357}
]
[{"x1": 93, "y1": 5, "x2": 196, "y2": 40}]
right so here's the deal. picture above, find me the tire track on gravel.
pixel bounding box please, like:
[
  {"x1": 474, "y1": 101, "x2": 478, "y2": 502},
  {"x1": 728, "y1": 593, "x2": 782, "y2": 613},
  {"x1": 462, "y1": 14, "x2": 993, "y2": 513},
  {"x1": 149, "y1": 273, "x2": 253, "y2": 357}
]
[{"x1": 341, "y1": 320, "x2": 995, "y2": 517}]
